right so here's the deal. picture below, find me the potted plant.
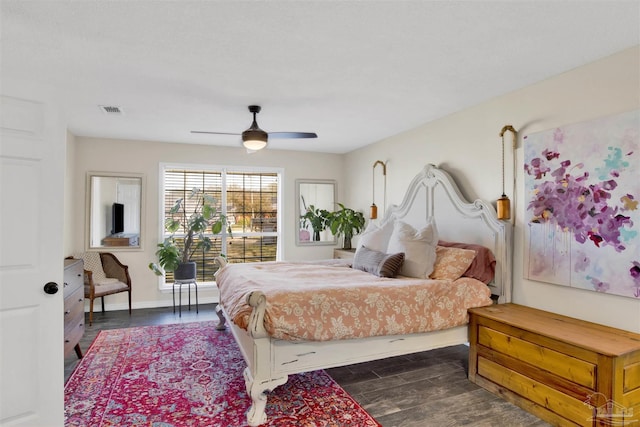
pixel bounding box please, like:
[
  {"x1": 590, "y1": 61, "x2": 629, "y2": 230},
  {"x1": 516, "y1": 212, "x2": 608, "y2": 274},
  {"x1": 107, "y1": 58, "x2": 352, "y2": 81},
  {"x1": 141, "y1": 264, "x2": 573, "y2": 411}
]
[
  {"x1": 149, "y1": 187, "x2": 228, "y2": 280},
  {"x1": 300, "y1": 205, "x2": 331, "y2": 241},
  {"x1": 327, "y1": 203, "x2": 366, "y2": 250}
]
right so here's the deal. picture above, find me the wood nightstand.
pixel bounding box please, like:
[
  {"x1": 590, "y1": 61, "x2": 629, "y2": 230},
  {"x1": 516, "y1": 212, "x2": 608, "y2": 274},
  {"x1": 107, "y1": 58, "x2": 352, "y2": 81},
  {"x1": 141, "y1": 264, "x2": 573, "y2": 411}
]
[
  {"x1": 333, "y1": 248, "x2": 356, "y2": 261},
  {"x1": 468, "y1": 303, "x2": 640, "y2": 426}
]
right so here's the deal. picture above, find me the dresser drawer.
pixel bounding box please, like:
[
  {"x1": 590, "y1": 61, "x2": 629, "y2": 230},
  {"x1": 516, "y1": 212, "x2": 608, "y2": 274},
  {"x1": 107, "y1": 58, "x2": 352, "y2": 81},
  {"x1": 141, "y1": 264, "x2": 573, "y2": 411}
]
[
  {"x1": 64, "y1": 318, "x2": 85, "y2": 357},
  {"x1": 64, "y1": 258, "x2": 85, "y2": 358},
  {"x1": 64, "y1": 287, "x2": 84, "y2": 331},
  {"x1": 64, "y1": 259, "x2": 84, "y2": 295},
  {"x1": 478, "y1": 325, "x2": 596, "y2": 389},
  {"x1": 477, "y1": 356, "x2": 593, "y2": 425}
]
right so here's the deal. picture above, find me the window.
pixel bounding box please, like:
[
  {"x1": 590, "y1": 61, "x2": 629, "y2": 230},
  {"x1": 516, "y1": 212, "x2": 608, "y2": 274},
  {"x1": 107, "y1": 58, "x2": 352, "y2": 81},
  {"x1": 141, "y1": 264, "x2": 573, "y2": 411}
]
[{"x1": 160, "y1": 165, "x2": 281, "y2": 284}]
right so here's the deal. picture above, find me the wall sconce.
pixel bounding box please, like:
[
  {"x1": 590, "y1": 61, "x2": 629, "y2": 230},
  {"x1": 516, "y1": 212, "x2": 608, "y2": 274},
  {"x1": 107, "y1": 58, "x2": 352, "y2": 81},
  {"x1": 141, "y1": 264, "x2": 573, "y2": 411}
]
[
  {"x1": 370, "y1": 160, "x2": 387, "y2": 219},
  {"x1": 497, "y1": 125, "x2": 517, "y2": 220}
]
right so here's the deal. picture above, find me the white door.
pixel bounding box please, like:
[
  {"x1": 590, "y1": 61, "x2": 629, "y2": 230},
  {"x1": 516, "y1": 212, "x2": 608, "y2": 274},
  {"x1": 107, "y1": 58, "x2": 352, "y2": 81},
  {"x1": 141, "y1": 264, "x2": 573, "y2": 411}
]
[{"x1": 0, "y1": 93, "x2": 65, "y2": 425}]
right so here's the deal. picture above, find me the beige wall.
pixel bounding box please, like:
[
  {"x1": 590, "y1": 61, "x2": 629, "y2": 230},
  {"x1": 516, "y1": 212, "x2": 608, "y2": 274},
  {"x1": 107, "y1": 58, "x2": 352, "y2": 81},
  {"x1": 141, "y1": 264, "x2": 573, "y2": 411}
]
[
  {"x1": 67, "y1": 138, "x2": 344, "y2": 309},
  {"x1": 344, "y1": 46, "x2": 640, "y2": 333},
  {"x1": 65, "y1": 46, "x2": 639, "y2": 332}
]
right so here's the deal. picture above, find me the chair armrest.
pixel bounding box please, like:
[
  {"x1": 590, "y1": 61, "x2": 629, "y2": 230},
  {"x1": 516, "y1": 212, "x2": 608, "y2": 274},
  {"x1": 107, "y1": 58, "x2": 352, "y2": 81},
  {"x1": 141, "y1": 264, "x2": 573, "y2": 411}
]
[
  {"x1": 100, "y1": 253, "x2": 132, "y2": 286},
  {"x1": 83, "y1": 269, "x2": 94, "y2": 286},
  {"x1": 83, "y1": 269, "x2": 96, "y2": 299}
]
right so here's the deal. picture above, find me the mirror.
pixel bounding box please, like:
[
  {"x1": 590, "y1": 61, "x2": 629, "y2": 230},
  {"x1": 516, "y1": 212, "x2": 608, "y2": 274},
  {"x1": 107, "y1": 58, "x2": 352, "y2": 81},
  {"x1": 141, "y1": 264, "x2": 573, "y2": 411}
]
[
  {"x1": 87, "y1": 172, "x2": 144, "y2": 250},
  {"x1": 296, "y1": 179, "x2": 337, "y2": 246}
]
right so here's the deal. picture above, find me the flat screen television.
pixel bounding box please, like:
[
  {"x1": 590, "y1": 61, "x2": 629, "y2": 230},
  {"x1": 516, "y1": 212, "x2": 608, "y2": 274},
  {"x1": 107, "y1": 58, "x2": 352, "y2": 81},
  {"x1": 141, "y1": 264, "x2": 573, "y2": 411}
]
[{"x1": 111, "y1": 202, "x2": 124, "y2": 235}]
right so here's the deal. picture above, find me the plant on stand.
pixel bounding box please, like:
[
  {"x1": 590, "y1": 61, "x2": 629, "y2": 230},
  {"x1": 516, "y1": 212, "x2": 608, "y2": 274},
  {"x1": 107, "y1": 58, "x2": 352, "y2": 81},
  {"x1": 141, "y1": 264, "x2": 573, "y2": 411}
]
[
  {"x1": 327, "y1": 203, "x2": 366, "y2": 250},
  {"x1": 300, "y1": 204, "x2": 331, "y2": 241},
  {"x1": 149, "y1": 188, "x2": 228, "y2": 281}
]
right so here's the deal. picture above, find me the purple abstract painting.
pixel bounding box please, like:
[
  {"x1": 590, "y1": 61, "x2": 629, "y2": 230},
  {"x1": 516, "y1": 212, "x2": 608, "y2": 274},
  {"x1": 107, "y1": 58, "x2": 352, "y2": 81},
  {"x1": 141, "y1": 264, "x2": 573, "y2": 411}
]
[{"x1": 524, "y1": 110, "x2": 639, "y2": 299}]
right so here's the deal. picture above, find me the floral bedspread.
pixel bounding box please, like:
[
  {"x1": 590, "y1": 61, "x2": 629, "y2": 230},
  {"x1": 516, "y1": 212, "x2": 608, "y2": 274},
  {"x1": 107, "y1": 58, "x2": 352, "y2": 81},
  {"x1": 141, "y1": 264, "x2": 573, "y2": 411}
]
[{"x1": 217, "y1": 262, "x2": 493, "y2": 341}]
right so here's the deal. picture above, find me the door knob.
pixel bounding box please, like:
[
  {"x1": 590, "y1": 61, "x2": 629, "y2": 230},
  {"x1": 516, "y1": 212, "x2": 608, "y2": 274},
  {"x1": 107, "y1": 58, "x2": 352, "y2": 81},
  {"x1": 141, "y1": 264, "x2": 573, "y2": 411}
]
[{"x1": 43, "y1": 282, "x2": 59, "y2": 295}]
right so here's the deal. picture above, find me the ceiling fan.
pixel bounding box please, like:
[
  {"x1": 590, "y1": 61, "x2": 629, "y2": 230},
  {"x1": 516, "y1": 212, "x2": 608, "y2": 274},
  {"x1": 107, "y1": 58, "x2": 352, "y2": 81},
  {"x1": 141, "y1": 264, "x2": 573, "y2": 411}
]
[{"x1": 191, "y1": 105, "x2": 318, "y2": 151}]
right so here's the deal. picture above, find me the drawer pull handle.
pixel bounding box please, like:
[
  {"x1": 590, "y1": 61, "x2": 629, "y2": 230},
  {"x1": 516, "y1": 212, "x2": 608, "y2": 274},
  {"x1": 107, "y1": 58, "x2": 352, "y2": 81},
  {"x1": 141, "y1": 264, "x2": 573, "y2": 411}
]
[
  {"x1": 63, "y1": 282, "x2": 69, "y2": 287},
  {"x1": 78, "y1": 298, "x2": 83, "y2": 302},
  {"x1": 65, "y1": 339, "x2": 70, "y2": 343},
  {"x1": 65, "y1": 310, "x2": 70, "y2": 315}
]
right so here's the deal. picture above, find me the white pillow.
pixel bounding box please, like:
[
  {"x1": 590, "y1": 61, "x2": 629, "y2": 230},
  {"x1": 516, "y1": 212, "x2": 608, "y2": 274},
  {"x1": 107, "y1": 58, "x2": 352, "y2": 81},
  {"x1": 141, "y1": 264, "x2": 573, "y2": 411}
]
[
  {"x1": 387, "y1": 219, "x2": 438, "y2": 278},
  {"x1": 356, "y1": 218, "x2": 394, "y2": 253}
]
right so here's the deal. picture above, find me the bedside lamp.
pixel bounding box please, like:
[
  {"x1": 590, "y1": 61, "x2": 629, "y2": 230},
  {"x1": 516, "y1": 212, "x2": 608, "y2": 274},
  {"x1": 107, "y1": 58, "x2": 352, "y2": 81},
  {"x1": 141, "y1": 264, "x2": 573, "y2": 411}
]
[
  {"x1": 371, "y1": 160, "x2": 387, "y2": 219},
  {"x1": 497, "y1": 125, "x2": 517, "y2": 220}
]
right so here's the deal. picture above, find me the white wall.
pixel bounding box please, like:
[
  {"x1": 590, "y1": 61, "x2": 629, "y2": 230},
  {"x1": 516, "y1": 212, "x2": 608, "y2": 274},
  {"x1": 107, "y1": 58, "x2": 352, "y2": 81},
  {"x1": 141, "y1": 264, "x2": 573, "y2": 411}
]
[
  {"x1": 67, "y1": 137, "x2": 344, "y2": 309},
  {"x1": 344, "y1": 46, "x2": 640, "y2": 333},
  {"x1": 63, "y1": 131, "x2": 77, "y2": 257}
]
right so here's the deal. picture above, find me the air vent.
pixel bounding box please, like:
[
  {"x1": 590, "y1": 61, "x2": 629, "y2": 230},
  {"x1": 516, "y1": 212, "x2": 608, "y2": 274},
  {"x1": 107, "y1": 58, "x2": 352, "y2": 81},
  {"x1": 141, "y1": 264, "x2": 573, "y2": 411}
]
[{"x1": 99, "y1": 105, "x2": 123, "y2": 114}]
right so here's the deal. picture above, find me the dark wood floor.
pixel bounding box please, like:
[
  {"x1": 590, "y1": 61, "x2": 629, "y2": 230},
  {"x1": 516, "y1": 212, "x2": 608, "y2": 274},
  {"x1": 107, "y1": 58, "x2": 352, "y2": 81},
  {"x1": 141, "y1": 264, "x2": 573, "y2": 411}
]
[{"x1": 65, "y1": 304, "x2": 549, "y2": 427}]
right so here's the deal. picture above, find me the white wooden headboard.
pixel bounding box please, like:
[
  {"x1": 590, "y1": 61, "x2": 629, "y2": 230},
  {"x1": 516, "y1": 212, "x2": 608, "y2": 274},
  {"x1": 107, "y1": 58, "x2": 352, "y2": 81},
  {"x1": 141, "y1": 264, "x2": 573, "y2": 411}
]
[{"x1": 383, "y1": 164, "x2": 512, "y2": 303}]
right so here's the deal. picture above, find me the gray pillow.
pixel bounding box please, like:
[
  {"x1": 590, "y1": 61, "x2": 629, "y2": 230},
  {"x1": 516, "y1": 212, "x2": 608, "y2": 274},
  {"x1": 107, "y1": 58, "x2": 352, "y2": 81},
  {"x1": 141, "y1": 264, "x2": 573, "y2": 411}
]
[{"x1": 352, "y1": 246, "x2": 405, "y2": 278}]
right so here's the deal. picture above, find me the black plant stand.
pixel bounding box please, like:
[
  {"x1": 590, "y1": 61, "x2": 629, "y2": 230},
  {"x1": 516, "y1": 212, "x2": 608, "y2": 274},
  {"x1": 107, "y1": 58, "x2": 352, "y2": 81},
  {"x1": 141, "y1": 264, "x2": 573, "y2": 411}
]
[{"x1": 173, "y1": 279, "x2": 198, "y2": 317}]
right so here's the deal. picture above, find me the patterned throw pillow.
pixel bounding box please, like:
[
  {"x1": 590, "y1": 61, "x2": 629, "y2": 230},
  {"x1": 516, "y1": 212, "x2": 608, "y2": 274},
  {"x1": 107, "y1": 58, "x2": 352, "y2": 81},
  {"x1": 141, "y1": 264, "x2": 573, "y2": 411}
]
[
  {"x1": 78, "y1": 252, "x2": 107, "y2": 281},
  {"x1": 352, "y1": 246, "x2": 405, "y2": 278},
  {"x1": 429, "y1": 246, "x2": 477, "y2": 281},
  {"x1": 437, "y1": 240, "x2": 496, "y2": 283}
]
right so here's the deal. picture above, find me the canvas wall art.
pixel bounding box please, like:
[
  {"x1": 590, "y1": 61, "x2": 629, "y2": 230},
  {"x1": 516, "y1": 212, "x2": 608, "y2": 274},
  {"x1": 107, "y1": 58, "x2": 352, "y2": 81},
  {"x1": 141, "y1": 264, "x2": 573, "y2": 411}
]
[{"x1": 523, "y1": 110, "x2": 639, "y2": 299}]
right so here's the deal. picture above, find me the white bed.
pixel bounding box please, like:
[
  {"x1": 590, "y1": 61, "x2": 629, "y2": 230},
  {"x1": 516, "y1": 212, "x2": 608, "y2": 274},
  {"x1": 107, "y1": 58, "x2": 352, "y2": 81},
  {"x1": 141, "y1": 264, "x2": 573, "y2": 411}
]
[{"x1": 214, "y1": 164, "x2": 512, "y2": 426}]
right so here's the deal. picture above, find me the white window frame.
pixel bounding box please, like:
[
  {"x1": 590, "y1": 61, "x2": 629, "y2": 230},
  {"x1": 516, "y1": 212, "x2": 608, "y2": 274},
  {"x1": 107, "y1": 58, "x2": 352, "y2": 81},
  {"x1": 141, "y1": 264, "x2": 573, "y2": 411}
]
[{"x1": 157, "y1": 162, "x2": 284, "y2": 290}]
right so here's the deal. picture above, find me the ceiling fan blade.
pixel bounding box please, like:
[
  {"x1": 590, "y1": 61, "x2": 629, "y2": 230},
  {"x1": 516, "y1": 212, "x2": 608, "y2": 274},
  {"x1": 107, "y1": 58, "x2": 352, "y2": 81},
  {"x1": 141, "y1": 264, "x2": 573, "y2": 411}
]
[
  {"x1": 191, "y1": 131, "x2": 241, "y2": 135},
  {"x1": 268, "y1": 132, "x2": 318, "y2": 139}
]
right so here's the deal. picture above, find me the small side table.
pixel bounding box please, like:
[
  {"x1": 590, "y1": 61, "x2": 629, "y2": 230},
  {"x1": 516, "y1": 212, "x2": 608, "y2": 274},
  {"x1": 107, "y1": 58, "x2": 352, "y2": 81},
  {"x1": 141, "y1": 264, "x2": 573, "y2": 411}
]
[
  {"x1": 333, "y1": 248, "x2": 356, "y2": 261},
  {"x1": 173, "y1": 279, "x2": 199, "y2": 317}
]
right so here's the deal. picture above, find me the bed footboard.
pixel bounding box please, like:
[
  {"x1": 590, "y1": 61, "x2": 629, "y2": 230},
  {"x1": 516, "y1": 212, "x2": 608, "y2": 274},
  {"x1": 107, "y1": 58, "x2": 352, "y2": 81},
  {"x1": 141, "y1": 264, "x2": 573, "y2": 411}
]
[
  {"x1": 244, "y1": 366, "x2": 288, "y2": 426},
  {"x1": 214, "y1": 304, "x2": 226, "y2": 330},
  {"x1": 243, "y1": 291, "x2": 289, "y2": 425},
  {"x1": 221, "y1": 290, "x2": 289, "y2": 426},
  {"x1": 219, "y1": 292, "x2": 469, "y2": 426}
]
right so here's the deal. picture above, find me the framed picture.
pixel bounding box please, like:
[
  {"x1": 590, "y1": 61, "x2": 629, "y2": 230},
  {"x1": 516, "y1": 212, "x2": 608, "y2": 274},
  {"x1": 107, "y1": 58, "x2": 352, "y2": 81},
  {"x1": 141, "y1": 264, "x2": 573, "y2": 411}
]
[{"x1": 523, "y1": 110, "x2": 639, "y2": 299}]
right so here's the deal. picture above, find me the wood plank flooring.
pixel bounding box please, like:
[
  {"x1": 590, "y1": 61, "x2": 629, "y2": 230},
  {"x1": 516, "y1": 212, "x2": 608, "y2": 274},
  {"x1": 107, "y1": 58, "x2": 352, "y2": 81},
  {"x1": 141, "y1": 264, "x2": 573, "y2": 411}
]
[{"x1": 65, "y1": 304, "x2": 550, "y2": 426}]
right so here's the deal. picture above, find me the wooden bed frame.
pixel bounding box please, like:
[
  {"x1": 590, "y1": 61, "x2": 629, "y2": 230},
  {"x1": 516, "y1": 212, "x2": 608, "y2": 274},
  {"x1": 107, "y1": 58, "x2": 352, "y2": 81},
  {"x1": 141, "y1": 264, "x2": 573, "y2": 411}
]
[{"x1": 214, "y1": 164, "x2": 512, "y2": 426}]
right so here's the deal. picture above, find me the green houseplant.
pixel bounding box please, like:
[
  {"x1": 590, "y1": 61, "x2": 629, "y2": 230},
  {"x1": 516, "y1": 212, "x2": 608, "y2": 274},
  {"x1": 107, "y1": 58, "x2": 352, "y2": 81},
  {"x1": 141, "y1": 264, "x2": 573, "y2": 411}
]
[
  {"x1": 149, "y1": 188, "x2": 228, "y2": 280},
  {"x1": 300, "y1": 205, "x2": 331, "y2": 241},
  {"x1": 327, "y1": 203, "x2": 366, "y2": 250}
]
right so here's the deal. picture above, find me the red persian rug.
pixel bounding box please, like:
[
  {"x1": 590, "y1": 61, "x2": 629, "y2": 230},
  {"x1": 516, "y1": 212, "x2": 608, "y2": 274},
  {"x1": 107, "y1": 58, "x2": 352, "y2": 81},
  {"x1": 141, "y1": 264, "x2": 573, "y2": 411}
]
[{"x1": 65, "y1": 321, "x2": 380, "y2": 427}]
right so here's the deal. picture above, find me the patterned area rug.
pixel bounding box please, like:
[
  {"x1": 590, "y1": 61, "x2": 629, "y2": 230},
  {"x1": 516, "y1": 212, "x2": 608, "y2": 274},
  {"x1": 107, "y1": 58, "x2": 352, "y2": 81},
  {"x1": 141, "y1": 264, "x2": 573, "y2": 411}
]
[{"x1": 65, "y1": 321, "x2": 380, "y2": 427}]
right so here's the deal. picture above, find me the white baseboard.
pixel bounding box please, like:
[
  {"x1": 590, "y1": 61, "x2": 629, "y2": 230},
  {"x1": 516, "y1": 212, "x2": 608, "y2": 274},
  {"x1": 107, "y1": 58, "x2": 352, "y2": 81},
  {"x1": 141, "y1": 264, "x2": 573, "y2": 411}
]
[{"x1": 83, "y1": 290, "x2": 220, "y2": 312}]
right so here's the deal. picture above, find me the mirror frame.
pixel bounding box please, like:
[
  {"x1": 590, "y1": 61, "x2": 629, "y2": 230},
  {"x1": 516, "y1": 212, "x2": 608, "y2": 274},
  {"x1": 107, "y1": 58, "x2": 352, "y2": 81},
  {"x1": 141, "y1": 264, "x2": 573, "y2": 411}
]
[
  {"x1": 295, "y1": 179, "x2": 337, "y2": 246},
  {"x1": 85, "y1": 171, "x2": 145, "y2": 251}
]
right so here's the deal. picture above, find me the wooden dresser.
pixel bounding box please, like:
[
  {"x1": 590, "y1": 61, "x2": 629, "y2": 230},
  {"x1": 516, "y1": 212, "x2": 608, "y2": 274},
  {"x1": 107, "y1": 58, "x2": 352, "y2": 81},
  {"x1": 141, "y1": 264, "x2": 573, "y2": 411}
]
[
  {"x1": 468, "y1": 303, "x2": 640, "y2": 426},
  {"x1": 64, "y1": 258, "x2": 85, "y2": 358}
]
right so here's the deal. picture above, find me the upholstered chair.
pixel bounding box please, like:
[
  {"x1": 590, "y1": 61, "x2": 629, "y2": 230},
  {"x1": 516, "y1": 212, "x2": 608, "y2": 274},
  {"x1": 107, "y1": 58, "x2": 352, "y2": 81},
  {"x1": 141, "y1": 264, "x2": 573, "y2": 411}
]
[{"x1": 80, "y1": 252, "x2": 132, "y2": 325}]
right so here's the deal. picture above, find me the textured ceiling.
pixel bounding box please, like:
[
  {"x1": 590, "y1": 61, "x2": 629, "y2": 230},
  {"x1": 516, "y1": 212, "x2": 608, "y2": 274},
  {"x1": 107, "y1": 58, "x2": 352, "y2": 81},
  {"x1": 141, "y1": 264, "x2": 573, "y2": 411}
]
[{"x1": 2, "y1": 1, "x2": 639, "y2": 153}]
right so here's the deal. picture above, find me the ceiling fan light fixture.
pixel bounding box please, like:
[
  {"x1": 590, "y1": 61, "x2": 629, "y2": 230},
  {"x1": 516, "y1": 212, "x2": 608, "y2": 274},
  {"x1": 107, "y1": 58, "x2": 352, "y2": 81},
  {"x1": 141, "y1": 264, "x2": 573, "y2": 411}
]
[
  {"x1": 242, "y1": 129, "x2": 268, "y2": 151},
  {"x1": 191, "y1": 105, "x2": 316, "y2": 152}
]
